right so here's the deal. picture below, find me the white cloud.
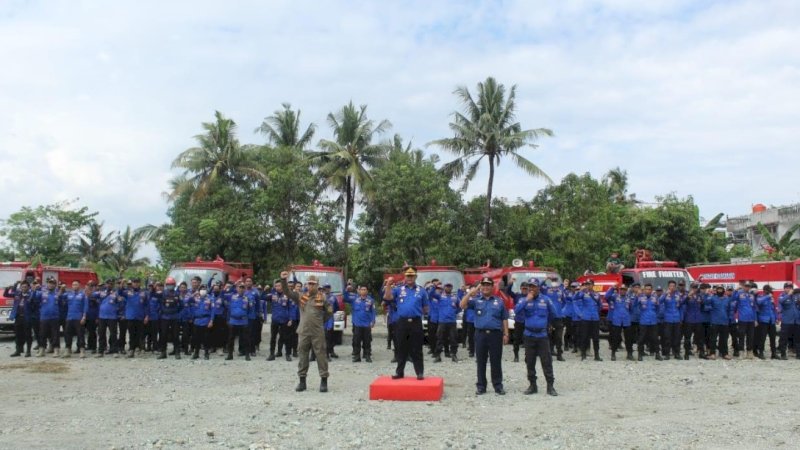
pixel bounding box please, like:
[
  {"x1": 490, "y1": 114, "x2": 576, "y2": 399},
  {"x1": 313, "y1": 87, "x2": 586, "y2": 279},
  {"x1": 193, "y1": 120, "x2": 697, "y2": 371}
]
[{"x1": 1, "y1": 0, "x2": 799, "y2": 262}]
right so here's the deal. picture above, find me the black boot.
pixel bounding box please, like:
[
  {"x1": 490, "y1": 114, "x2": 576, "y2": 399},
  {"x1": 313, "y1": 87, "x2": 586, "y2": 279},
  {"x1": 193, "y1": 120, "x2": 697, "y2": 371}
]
[
  {"x1": 285, "y1": 353, "x2": 292, "y2": 362},
  {"x1": 451, "y1": 355, "x2": 457, "y2": 363},
  {"x1": 353, "y1": 355, "x2": 362, "y2": 363},
  {"x1": 204, "y1": 350, "x2": 209, "y2": 360},
  {"x1": 684, "y1": 352, "x2": 690, "y2": 360},
  {"x1": 611, "y1": 352, "x2": 616, "y2": 361},
  {"x1": 581, "y1": 351, "x2": 587, "y2": 361},
  {"x1": 192, "y1": 349, "x2": 199, "y2": 360},
  {"x1": 365, "y1": 355, "x2": 372, "y2": 363},
  {"x1": 594, "y1": 354, "x2": 603, "y2": 361},
  {"x1": 626, "y1": 351, "x2": 634, "y2": 361},
  {"x1": 245, "y1": 353, "x2": 251, "y2": 361},
  {"x1": 267, "y1": 353, "x2": 275, "y2": 361},
  {"x1": 175, "y1": 352, "x2": 181, "y2": 360},
  {"x1": 320, "y1": 377, "x2": 328, "y2": 393},
  {"x1": 10, "y1": 349, "x2": 22, "y2": 357},
  {"x1": 547, "y1": 383, "x2": 558, "y2": 396},
  {"x1": 557, "y1": 353, "x2": 565, "y2": 362},
  {"x1": 158, "y1": 352, "x2": 167, "y2": 360},
  {"x1": 781, "y1": 352, "x2": 788, "y2": 360},
  {"x1": 655, "y1": 354, "x2": 663, "y2": 361},
  {"x1": 637, "y1": 352, "x2": 643, "y2": 361},
  {"x1": 524, "y1": 381, "x2": 538, "y2": 395},
  {"x1": 513, "y1": 349, "x2": 519, "y2": 363},
  {"x1": 295, "y1": 377, "x2": 307, "y2": 392},
  {"x1": 225, "y1": 353, "x2": 233, "y2": 360},
  {"x1": 433, "y1": 355, "x2": 442, "y2": 363}
]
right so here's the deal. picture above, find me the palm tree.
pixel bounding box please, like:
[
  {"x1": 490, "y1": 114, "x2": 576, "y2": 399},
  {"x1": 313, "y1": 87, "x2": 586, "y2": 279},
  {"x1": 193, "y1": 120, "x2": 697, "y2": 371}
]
[
  {"x1": 308, "y1": 102, "x2": 391, "y2": 268},
  {"x1": 256, "y1": 103, "x2": 316, "y2": 149},
  {"x1": 755, "y1": 222, "x2": 800, "y2": 260},
  {"x1": 429, "y1": 77, "x2": 553, "y2": 238},
  {"x1": 602, "y1": 167, "x2": 630, "y2": 204},
  {"x1": 170, "y1": 111, "x2": 268, "y2": 204},
  {"x1": 105, "y1": 226, "x2": 151, "y2": 277},
  {"x1": 77, "y1": 221, "x2": 117, "y2": 263}
]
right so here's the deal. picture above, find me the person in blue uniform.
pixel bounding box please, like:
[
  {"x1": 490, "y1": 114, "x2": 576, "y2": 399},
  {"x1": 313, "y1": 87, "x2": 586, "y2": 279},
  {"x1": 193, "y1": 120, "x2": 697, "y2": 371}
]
[
  {"x1": 628, "y1": 283, "x2": 641, "y2": 352},
  {"x1": 37, "y1": 278, "x2": 63, "y2": 357},
  {"x1": 755, "y1": 285, "x2": 777, "y2": 359},
  {"x1": 345, "y1": 285, "x2": 377, "y2": 362},
  {"x1": 432, "y1": 282, "x2": 461, "y2": 363},
  {"x1": 7, "y1": 281, "x2": 35, "y2": 357},
  {"x1": 83, "y1": 281, "x2": 99, "y2": 354},
  {"x1": 211, "y1": 281, "x2": 231, "y2": 355},
  {"x1": 322, "y1": 284, "x2": 340, "y2": 359},
  {"x1": 155, "y1": 277, "x2": 183, "y2": 360},
  {"x1": 681, "y1": 283, "x2": 706, "y2": 360},
  {"x1": 288, "y1": 283, "x2": 300, "y2": 358},
  {"x1": 575, "y1": 281, "x2": 602, "y2": 361},
  {"x1": 705, "y1": 286, "x2": 732, "y2": 360},
  {"x1": 383, "y1": 267, "x2": 430, "y2": 380},
  {"x1": 191, "y1": 287, "x2": 215, "y2": 359},
  {"x1": 62, "y1": 281, "x2": 88, "y2": 358},
  {"x1": 636, "y1": 283, "x2": 661, "y2": 361},
  {"x1": 243, "y1": 278, "x2": 261, "y2": 356},
  {"x1": 505, "y1": 279, "x2": 528, "y2": 363},
  {"x1": 95, "y1": 280, "x2": 119, "y2": 358},
  {"x1": 542, "y1": 279, "x2": 565, "y2": 361},
  {"x1": 606, "y1": 284, "x2": 633, "y2": 361},
  {"x1": 226, "y1": 282, "x2": 251, "y2": 361},
  {"x1": 145, "y1": 282, "x2": 161, "y2": 353},
  {"x1": 561, "y1": 282, "x2": 576, "y2": 352},
  {"x1": 733, "y1": 282, "x2": 757, "y2": 359},
  {"x1": 266, "y1": 279, "x2": 293, "y2": 361},
  {"x1": 178, "y1": 281, "x2": 193, "y2": 356},
  {"x1": 118, "y1": 278, "x2": 147, "y2": 358},
  {"x1": 515, "y1": 283, "x2": 559, "y2": 396},
  {"x1": 461, "y1": 277, "x2": 509, "y2": 395},
  {"x1": 463, "y1": 284, "x2": 477, "y2": 357},
  {"x1": 778, "y1": 283, "x2": 799, "y2": 360},
  {"x1": 426, "y1": 279, "x2": 440, "y2": 356},
  {"x1": 658, "y1": 280, "x2": 683, "y2": 360}
]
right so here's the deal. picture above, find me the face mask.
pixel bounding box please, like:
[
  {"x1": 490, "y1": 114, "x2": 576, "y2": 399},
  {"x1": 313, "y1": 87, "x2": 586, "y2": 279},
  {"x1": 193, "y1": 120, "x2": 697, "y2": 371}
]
[
  {"x1": 166, "y1": 285, "x2": 175, "y2": 292},
  {"x1": 199, "y1": 289, "x2": 208, "y2": 297}
]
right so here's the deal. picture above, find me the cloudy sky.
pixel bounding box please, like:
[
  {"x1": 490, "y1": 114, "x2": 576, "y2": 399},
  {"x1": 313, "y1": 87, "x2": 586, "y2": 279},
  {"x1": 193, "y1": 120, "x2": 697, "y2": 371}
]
[{"x1": 1, "y1": 0, "x2": 799, "y2": 259}]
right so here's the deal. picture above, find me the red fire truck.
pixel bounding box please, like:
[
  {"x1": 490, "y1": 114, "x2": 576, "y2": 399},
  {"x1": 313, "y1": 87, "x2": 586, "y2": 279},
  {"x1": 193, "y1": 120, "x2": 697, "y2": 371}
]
[
  {"x1": 576, "y1": 250, "x2": 693, "y2": 332},
  {"x1": 383, "y1": 261, "x2": 466, "y2": 331},
  {"x1": 166, "y1": 257, "x2": 253, "y2": 286},
  {"x1": 686, "y1": 259, "x2": 800, "y2": 300},
  {"x1": 0, "y1": 262, "x2": 99, "y2": 332},
  {"x1": 463, "y1": 260, "x2": 563, "y2": 330},
  {"x1": 290, "y1": 261, "x2": 347, "y2": 337}
]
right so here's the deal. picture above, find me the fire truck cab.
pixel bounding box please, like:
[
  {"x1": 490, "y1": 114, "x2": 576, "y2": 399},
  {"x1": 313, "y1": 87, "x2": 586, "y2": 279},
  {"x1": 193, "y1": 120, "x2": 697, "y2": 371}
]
[
  {"x1": 291, "y1": 261, "x2": 347, "y2": 334},
  {"x1": 577, "y1": 250, "x2": 692, "y2": 332},
  {"x1": 687, "y1": 259, "x2": 800, "y2": 301},
  {"x1": 166, "y1": 257, "x2": 253, "y2": 286},
  {"x1": 1, "y1": 262, "x2": 99, "y2": 332},
  {"x1": 463, "y1": 260, "x2": 563, "y2": 330}
]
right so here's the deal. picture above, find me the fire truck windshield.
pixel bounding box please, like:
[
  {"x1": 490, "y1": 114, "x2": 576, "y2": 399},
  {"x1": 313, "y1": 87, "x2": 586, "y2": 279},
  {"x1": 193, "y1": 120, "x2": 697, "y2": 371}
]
[
  {"x1": 167, "y1": 268, "x2": 225, "y2": 286},
  {"x1": 415, "y1": 271, "x2": 466, "y2": 290},
  {"x1": 0, "y1": 269, "x2": 24, "y2": 288},
  {"x1": 509, "y1": 271, "x2": 562, "y2": 291},
  {"x1": 635, "y1": 270, "x2": 692, "y2": 289},
  {"x1": 293, "y1": 271, "x2": 344, "y2": 294}
]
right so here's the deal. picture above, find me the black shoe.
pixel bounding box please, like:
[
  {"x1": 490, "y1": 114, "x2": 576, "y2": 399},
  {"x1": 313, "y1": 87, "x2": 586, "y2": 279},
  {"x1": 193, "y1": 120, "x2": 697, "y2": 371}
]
[
  {"x1": 581, "y1": 354, "x2": 587, "y2": 361},
  {"x1": 320, "y1": 378, "x2": 328, "y2": 393},
  {"x1": 386, "y1": 345, "x2": 392, "y2": 350},
  {"x1": 433, "y1": 356, "x2": 442, "y2": 363},
  {"x1": 296, "y1": 377, "x2": 307, "y2": 392},
  {"x1": 684, "y1": 353, "x2": 690, "y2": 360},
  {"x1": 24, "y1": 352, "x2": 31, "y2": 357},
  {"x1": 192, "y1": 351, "x2": 199, "y2": 360},
  {"x1": 781, "y1": 354, "x2": 788, "y2": 360},
  {"x1": 626, "y1": 353, "x2": 634, "y2": 361},
  {"x1": 611, "y1": 353, "x2": 616, "y2": 361},
  {"x1": 267, "y1": 354, "x2": 275, "y2": 361},
  {"x1": 276, "y1": 352, "x2": 283, "y2": 357},
  {"x1": 733, "y1": 352, "x2": 740, "y2": 358},
  {"x1": 286, "y1": 354, "x2": 292, "y2": 362},
  {"x1": 10, "y1": 351, "x2": 21, "y2": 357},
  {"x1": 175, "y1": 353, "x2": 181, "y2": 360},
  {"x1": 292, "y1": 351, "x2": 298, "y2": 357},
  {"x1": 663, "y1": 355, "x2": 670, "y2": 360},
  {"x1": 757, "y1": 352, "x2": 766, "y2": 360},
  {"x1": 391, "y1": 374, "x2": 404, "y2": 380},
  {"x1": 353, "y1": 357, "x2": 362, "y2": 363},
  {"x1": 557, "y1": 354, "x2": 565, "y2": 362},
  {"x1": 468, "y1": 352, "x2": 475, "y2": 358},
  {"x1": 330, "y1": 352, "x2": 339, "y2": 359},
  {"x1": 476, "y1": 389, "x2": 486, "y2": 395},
  {"x1": 547, "y1": 384, "x2": 558, "y2": 396},
  {"x1": 157, "y1": 353, "x2": 167, "y2": 360},
  {"x1": 451, "y1": 355, "x2": 458, "y2": 363},
  {"x1": 524, "y1": 384, "x2": 538, "y2": 395},
  {"x1": 225, "y1": 354, "x2": 233, "y2": 360},
  {"x1": 204, "y1": 352, "x2": 210, "y2": 360},
  {"x1": 594, "y1": 355, "x2": 603, "y2": 361},
  {"x1": 771, "y1": 353, "x2": 778, "y2": 360},
  {"x1": 417, "y1": 374, "x2": 424, "y2": 380},
  {"x1": 513, "y1": 355, "x2": 519, "y2": 362},
  {"x1": 495, "y1": 388, "x2": 506, "y2": 395},
  {"x1": 245, "y1": 354, "x2": 251, "y2": 361},
  {"x1": 365, "y1": 356, "x2": 372, "y2": 363},
  {"x1": 638, "y1": 353, "x2": 643, "y2": 361},
  {"x1": 655, "y1": 355, "x2": 663, "y2": 361}
]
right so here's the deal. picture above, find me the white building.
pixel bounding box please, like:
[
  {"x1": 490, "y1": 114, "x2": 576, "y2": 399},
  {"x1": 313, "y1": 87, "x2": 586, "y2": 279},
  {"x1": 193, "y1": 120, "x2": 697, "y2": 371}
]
[{"x1": 727, "y1": 203, "x2": 800, "y2": 255}]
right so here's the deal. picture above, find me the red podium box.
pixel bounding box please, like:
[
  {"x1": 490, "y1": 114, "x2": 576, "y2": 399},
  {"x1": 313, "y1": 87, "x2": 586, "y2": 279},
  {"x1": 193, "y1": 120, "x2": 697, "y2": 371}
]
[{"x1": 369, "y1": 376, "x2": 444, "y2": 401}]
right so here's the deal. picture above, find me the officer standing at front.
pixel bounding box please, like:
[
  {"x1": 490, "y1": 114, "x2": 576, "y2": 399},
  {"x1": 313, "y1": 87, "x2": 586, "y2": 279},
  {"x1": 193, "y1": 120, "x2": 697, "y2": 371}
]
[
  {"x1": 461, "y1": 277, "x2": 509, "y2": 395},
  {"x1": 383, "y1": 267, "x2": 429, "y2": 380},
  {"x1": 432, "y1": 282, "x2": 460, "y2": 363},
  {"x1": 605, "y1": 284, "x2": 633, "y2": 361},
  {"x1": 344, "y1": 285, "x2": 376, "y2": 363},
  {"x1": 283, "y1": 272, "x2": 331, "y2": 392},
  {"x1": 515, "y1": 283, "x2": 559, "y2": 396}
]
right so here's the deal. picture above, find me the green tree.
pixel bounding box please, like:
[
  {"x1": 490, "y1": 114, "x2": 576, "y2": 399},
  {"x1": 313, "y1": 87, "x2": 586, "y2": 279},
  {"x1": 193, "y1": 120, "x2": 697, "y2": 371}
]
[
  {"x1": 755, "y1": 222, "x2": 800, "y2": 260},
  {"x1": 256, "y1": 102, "x2": 316, "y2": 149},
  {"x1": 309, "y1": 102, "x2": 391, "y2": 272},
  {"x1": 105, "y1": 226, "x2": 151, "y2": 277},
  {"x1": 602, "y1": 167, "x2": 632, "y2": 204},
  {"x1": 0, "y1": 200, "x2": 97, "y2": 265},
  {"x1": 77, "y1": 221, "x2": 117, "y2": 263},
  {"x1": 170, "y1": 111, "x2": 268, "y2": 204},
  {"x1": 429, "y1": 76, "x2": 554, "y2": 238}
]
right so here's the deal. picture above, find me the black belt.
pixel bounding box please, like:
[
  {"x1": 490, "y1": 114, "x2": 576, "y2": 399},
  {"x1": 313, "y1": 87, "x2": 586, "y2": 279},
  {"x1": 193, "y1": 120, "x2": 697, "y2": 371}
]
[
  {"x1": 401, "y1": 316, "x2": 421, "y2": 322},
  {"x1": 477, "y1": 328, "x2": 501, "y2": 334}
]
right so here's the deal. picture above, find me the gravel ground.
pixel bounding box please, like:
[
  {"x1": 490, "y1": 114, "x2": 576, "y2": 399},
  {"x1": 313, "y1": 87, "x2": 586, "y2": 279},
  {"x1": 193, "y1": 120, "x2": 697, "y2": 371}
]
[{"x1": 0, "y1": 320, "x2": 798, "y2": 450}]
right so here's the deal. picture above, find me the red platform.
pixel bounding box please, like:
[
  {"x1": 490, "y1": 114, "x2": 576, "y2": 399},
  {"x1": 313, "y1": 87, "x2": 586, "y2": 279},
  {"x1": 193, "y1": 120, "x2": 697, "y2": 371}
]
[{"x1": 369, "y1": 376, "x2": 444, "y2": 401}]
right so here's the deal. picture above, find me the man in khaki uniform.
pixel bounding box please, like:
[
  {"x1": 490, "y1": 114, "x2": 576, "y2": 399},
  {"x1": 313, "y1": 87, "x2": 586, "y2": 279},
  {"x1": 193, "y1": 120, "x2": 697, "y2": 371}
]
[{"x1": 281, "y1": 271, "x2": 331, "y2": 393}]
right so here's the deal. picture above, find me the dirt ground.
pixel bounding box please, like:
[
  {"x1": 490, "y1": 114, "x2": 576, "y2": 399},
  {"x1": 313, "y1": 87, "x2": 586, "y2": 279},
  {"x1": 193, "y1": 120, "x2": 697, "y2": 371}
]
[{"x1": 0, "y1": 321, "x2": 798, "y2": 450}]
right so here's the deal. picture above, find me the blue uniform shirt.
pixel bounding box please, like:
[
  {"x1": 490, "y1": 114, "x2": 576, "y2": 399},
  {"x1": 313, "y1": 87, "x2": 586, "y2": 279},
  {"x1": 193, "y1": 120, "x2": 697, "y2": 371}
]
[
  {"x1": 98, "y1": 291, "x2": 119, "y2": 320},
  {"x1": 345, "y1": 293, "x2": 377, "y2": 327},
  {"x1": 269, "y1": 292, "x2": 292, "y2": 324},
  {"x1": 756, "y1": 294, "x2": 776, "y2": 324},
  {"x1": 192, "y1": 295, "x2": 215, "y2": 326},
  {"x1": 157, "y1": 290, "x2": 183, "y2": 320},
  {"x1": 9, "y1": 289, "x2": 35, "y2": 322},
  {"x1": 64, "y1": 290, "x2": 88, "y2": 321},
  {"x1": 38, "y1": 288, "x2": 62, "y2": 321},
  {"x1": 733, "y1": 291, "x2": 757, "y2": 322},
  {"x1": 778, "y1": 293, "x2": 799, "y2": 325},
  {"x1": 427, "y1": 287, "x2": 440, "y2": 324},
  {"x1": 227, "y1": 294, "x2": 250, "y2": 326},
  {"x1": 120, "y1": 288, "x2": 147, "y2": 321},
  {"x1": 575, "y1": 290, "x2": 600, "y2": 321},
  {"x1": 467, "y1": 294, "x2": 508, "y2": 330},
  {"x1": 659, "y1": 291, "x2": 682, "y2": 323},
  {"x1": 434, "y1": 291, "x2": 461, "y2": 324},
  {"x1": 682, "y1": 293, "x2": 705, "y2": 324},
  {"x1": 606, "y1": 288, "x2": 631, "y2": 327},
  {"x1": 636, "y1": 294, "x2": 659, "y2": 326},
  {"x1": 515, "y1": 294, "x2": 558, "y2": 338},
  {"x1": 390, "y1": 284, "x2": 429, "y2": 319},
  {"x1": 704, "y1": 295, "x2": 731, "y2": 325}
]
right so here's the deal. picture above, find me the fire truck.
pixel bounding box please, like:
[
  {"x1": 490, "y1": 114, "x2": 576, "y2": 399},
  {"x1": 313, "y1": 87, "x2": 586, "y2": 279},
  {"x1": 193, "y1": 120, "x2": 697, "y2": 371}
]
[
  {"x1": 576, "y1": 250, "x2": 693, "y2": 332},
  {"x1": 166, "y1": 257, "x2": 253, "y2": 286},
  {"x1": 290, "y1": 261, "x2": 347, "y2": 337},
  {"x1": 463, "y1": 260, "x2": 563, "y2": 330},
  {"x1": 0, "y1": 262, "x2": 99, "y2": 332},
  {"x1": 686, "y1": 259, "x2": 800, "y2": 300},
  {"x1": 383, "y1": 260, "x2": 466, "y2": 331}
]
